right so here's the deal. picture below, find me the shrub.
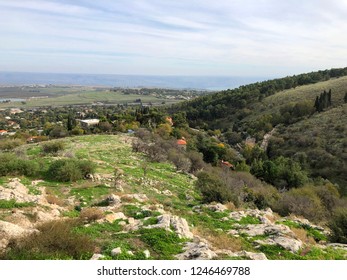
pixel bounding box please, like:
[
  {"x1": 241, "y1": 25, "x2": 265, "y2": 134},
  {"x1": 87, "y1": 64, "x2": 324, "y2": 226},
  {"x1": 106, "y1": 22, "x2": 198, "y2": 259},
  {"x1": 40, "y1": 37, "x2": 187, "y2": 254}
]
[
  {"x1": 274, "y1": 187, "x2": 326, "y2": 222},
  {"x1": 0, "y1": 153, "x2": 39, "y2": 177},
  {"x1": 168, "y1": 149, "x2": 191, "y2": 172},
  {"x1": 79, "y1": 207, "x2": 104, "y2": 222},
  {"x1": 42, "y1": 141, "x2": 64, "y2": 155},
  {"x1": 45, "y1": 195, "x2": 65, "y2": 206},
  {"x1": 1, "y1": 220, "x2": 95, "y2": 260},
  {"x1": 0, "y1": 139, "x2": 24, "y2": 151},
  {"x1": 196, "y1": 170, "x2": 235, "y2": 204},
  {"x1": 46, "y1": 159, "x2": 96, "y2": 182},
  {"x1": 328, "y1": 208, "x2": 347, "y2": 244}
]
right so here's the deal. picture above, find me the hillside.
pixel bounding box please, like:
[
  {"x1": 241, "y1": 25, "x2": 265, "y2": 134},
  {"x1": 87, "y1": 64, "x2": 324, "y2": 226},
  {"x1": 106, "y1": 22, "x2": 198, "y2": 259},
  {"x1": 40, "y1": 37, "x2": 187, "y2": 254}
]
[
  {"x1": 176, "y1": 69, "x2": 347, "y2": 192},
  {"x1": 0, "y1": 135, "x2": 346, "y2": 260}
]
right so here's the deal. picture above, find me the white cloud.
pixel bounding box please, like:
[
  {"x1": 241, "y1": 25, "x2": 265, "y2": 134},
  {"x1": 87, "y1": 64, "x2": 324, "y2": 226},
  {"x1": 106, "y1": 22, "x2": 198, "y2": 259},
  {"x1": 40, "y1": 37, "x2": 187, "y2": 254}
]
[{"x1": 0, "y1": 0, "x2": 346, "y2": 76}]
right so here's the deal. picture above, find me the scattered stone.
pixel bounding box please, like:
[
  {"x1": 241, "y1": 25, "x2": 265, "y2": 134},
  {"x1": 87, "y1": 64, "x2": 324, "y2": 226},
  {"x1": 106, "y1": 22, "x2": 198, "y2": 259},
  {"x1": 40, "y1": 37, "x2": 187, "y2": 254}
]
[
  {"x1": 103, "y1": 194, "x2": 121, "y2": 206},
  {"x1": 235, "y1": 250, "x2": 268, "y2": 260},
  {"x1": 105, "y1": 212, "x2": 127, "y2": 223},
  {"x1": 127, "y1": 251, "x2": 134, "y2": 256},
  {"x1": 272, "y1": 236, "x2": 302, "y2": 253},
  {"x1": 123, "y1": 194, "x2": 148, "y2": 203},
  {"x1": 206, "y1": 203, "x2": 227, "y2": 212},
  {"x1": 162, "y1": 190, "x2": 173, "y2": 196},
  {"x1": 90, "y1": 253, "x2": 105, "y2": 260},
  {"x1": 176, "y1": 240, "x2": 217, "y2": 260},
  {"x1": 111, "y1": 247, "x2": 122, "y2": 256},
  {"x1": 143, "y1": 249, "x2": 151, "y2": 259},
  {"x1": 145, "y1": 214, "x2": 193, "y2": 239},
  {"x1": 239, "y1": 224, "x2": 293, "y2": 237},
  {"x1": 0, "y1": 220, "x2": 38, "y2": 241}
]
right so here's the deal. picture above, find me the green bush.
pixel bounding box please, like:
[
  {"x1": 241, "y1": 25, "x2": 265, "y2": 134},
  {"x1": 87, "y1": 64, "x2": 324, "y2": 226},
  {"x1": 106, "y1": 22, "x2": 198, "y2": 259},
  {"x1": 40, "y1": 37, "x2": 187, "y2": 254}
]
[
  {"x1": 1, "y1": 220, "x2": 95, "y2": 260},
  {"x1": 328, "y1": 208, "x2": 347, "y2": 244},
  {"x1": 42, "y1": 141, "x2": 64, "y2": 154},
  {"x1": 0, "y1": 153, "x2": 39, "y2": 177},
  {"x1": 46, "y1": 158, "x2": 96, "y2": 182},
  {"x1": 0, "y1": 139, "x2": 24, "y2": 151},
  {"x1": 196, "y1": 171, "x2": 235, "y2": 204},
  {"x1": 274, "y1": 186, "x2": 326, "y2": 222}
]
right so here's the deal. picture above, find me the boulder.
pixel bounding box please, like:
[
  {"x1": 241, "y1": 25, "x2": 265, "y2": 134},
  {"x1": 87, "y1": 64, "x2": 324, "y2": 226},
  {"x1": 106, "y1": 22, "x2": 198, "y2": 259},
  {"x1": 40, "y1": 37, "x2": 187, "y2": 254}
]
[
  {"x1": 111, "y1": 247, "x2": 122, "y2": 256},
  {"x1": 0, "y1": 220, "x2": 35, "y2": 238},
  {"x1": 272, "y1": 236, "x2": 302, "y2": 253},
  {"x1": 235, "y1": 250, "x2": 268, "y2": 260},
  {"x1": 176, "y1": 240, "x2": 217, "y2": 260},
  {"x1": 206, "y1": 203, "x2": 228, "y2": 212},
  {"x1": 105, "y1": 212, "x2": 126, "y2": 223},
  {"x1": 145, "y1": 214, "x2": 193, "y2": 239},
  {"x1": 143, "y1": 249, "x2": 151, "y2": 259},
  {"x1": 90, "y1": 253, "x2": 105, "y2": 260}
]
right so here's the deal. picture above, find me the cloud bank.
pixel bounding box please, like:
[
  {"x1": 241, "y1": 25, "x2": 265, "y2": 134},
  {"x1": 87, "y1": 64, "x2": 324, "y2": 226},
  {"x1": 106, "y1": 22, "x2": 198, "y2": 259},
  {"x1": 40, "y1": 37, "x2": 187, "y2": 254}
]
[{"x1": 0, "y1": 0, "x2": 346, "y2": 76}]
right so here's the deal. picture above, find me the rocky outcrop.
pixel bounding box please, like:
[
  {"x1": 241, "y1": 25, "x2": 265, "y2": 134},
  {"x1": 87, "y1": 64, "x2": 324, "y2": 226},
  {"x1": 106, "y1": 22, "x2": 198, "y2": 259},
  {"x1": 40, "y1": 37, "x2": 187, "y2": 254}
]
[
  {"x1": 0, "y1": 178, "x2": 45, "y2": 204},
  {"x1": 145, "y1": 214, "x2": 193, "y2": 239},
  {"x1": 176, "y1": 238, "x2": 217, "y2": 260}
]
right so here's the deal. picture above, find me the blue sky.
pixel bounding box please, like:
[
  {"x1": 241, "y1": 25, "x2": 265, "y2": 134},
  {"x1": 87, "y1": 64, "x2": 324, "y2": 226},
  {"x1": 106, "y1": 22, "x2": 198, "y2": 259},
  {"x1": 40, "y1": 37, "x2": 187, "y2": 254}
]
[{"x1": 0, "y1": 0, "x2": 346, "y2": 76}]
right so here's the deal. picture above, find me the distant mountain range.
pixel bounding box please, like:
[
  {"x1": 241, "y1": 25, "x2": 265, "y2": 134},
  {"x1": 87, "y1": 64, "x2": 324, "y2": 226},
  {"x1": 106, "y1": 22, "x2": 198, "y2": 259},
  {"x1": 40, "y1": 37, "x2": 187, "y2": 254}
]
[{"x1": 0, "y1": 72, "x2": 269, "y2": 90}]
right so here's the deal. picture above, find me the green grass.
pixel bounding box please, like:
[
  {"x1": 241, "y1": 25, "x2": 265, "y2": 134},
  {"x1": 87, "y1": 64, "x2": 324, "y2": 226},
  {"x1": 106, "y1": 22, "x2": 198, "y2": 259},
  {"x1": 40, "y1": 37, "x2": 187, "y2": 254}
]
[
  {"x1": 0, "y1": 199, "x2": 35, "y2": 209},
  {"x1": 70, "y1": 185, "x2": 111, "y2": 205},
  {"x1": 73, "y1": 220, "x2": 123, "y2": 238},
  {"x1": 138, "y1": 228, "x2": 185, "y2": 260}
]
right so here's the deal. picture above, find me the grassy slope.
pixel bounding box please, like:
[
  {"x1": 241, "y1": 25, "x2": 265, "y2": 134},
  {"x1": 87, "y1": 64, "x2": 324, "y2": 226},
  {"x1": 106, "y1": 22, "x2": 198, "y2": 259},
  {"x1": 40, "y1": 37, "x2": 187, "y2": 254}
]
[
  {"x1": 1, "y1": 134, "x2": 345, "y2": 260},
  {"x1": 246, "y1": 76, "x2": 347, "y2": 121}
]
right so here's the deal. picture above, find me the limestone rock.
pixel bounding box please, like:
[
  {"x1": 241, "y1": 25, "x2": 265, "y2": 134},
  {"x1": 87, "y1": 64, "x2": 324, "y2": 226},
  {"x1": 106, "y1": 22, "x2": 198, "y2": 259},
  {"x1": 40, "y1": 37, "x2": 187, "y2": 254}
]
[
  {"x1": 170, "y1": 216, "x2": 194, "y2": 239},
  {"x1": 145, "y1": 214, "x2": 193, "y2": 239},
  {"x1": 162, "y1": 190, "x2": 173, "y2": 196},
  {"x1": 90, "y1": 253, "x2": 105, "y2": 260},
  {"x1": 176, "y1": 240, "x2": 217, "y2": 260},
  {"x1": 104, "y1": 194, "x2": 121, "y2": 206},
  {"x1": 206, "y1": 203, "x2": 227, "y2": 212},
  {"x1": 111, "y1": 247, "x2": 122, "y2": 256},
  {"x1": 0, "y1": 220, "x2": 38, "y2": 240},
  {"x1": 105, "y1": 212, "x2": 126, "y2": 223},
  {"x1": 272, "y1": 236, "x2": 302, "y2": 253},
  {"x1": 235, "y1": 250, "x2": 268, "y2": 260},
  {"x1": 239, "y1": 224, "x2": 292, "y2": 237},
  {"x1": 143, "y1": 249, "x2": 151, "y2": 259},
  {"x1": 123, "y1": 194, "x2": 148, "y2": 203}
]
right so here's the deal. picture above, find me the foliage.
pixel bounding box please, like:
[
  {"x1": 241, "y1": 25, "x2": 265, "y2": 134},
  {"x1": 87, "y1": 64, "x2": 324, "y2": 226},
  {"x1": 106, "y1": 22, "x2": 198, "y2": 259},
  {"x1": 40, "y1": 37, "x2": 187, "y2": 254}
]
[
  {"x1": 0, "y1": 139, "x2": 25, "y2": 151},
  {"x1": 0, "y1": 153, "x2": 39, "y2": 177},
  {"x1": 0, "y1": 199, "x2": 34, "y2": 209},
  {"x1": 46, "y1": 158, "x2": 95, "y2": 182},
  {"x1": 42, "y1": 141, "x2": 64, "y2": 155},
  {"x1": 328, "y1": 208, "x2": 347, "y2": 244},
  {"x1": 2, "y1": 220, "x2": 95, "y2": 260},
  {"x1": 139, "y1": 228, "x2": 184, "y2": 259}
]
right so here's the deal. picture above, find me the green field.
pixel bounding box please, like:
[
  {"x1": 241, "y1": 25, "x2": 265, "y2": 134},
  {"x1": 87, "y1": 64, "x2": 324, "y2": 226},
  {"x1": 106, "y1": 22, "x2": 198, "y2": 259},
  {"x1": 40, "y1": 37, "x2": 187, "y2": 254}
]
[{"x1": 0, "y1": 87, "x2": 179, "y2": 108}]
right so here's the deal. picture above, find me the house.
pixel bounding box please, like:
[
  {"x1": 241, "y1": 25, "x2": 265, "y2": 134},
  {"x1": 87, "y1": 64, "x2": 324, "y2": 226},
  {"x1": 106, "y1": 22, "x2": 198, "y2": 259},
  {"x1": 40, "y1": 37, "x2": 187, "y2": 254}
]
[
  {"x1": 79, "y1": 119, "x2": 100, "y2": 129},
  {"x1": 177, "y1": 137, "x2": 187, "y2": 146},
  {"x1": 0, "y1": 130, "x2": 8, "y2": 136},
  {"x1": 221, "y1": 160, "x2": 235, "y2": 170}
]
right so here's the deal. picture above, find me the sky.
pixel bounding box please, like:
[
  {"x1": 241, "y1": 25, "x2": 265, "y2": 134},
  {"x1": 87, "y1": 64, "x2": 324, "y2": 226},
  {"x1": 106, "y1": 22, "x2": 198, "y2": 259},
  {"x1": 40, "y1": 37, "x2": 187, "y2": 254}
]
[{"x1": 0, "y1": 0, "x2": 347, "y2": 77}]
